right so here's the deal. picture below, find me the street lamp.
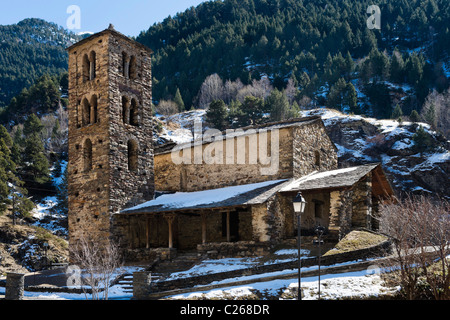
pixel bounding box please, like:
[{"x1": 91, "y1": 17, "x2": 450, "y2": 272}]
[
  {"x1": 314, "y1": 225, "x2": 325, "y2": 300},
  {"x1": 293, "y1": 192, "x2": 306, "y2": 300}
]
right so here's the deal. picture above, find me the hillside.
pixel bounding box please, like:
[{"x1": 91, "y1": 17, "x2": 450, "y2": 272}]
[
  {"x1": 0, "y1": 18, "x2": 80, "y2": 110},
  {"x1": 155, "y1": 108, "x2": 450, "y2": 198},
  {"x1": 137, "y1": 0, "x2": 450, "y2": 117}
]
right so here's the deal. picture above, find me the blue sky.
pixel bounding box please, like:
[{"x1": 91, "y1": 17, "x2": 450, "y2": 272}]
[{"x1": 0, "y1": 0, "x2": 207, "y2": 36}]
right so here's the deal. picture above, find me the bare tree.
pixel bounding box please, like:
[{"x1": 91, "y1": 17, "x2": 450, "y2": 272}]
[
  {"x1": 421, "y1": 88, "x2": 450, "y2": 138},
  {"x1": 156, "y1": 100, "x2": 179, "y2": 116},
  {"x1": 223, "y1": 78, "x2": 244, "y2": 104},
  {"x1": 236, "y1": 77, "x2": 273, "y2": 102},
  {"x1": 69, "y1": 236, "x2": 124, "y2": 300},
  {"x1": 198, "y1": 73, "x2": 224, "y2": 109},
  {"x1": 379, "y1": 195, "x2": 450, "y2": 300}
]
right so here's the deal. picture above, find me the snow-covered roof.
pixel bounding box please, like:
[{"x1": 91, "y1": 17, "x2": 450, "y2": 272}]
[
  {"x1": 280, "y1": 163, "x2": 392, "y2": 196},
  {"x1": 121, "y1": 179, "x2": 290, "y2": 214}
]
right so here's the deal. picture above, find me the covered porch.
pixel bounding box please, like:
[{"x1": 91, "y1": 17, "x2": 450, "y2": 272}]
[{"x1": 114, "y1": 179, "x2": 288, "y2": 261}]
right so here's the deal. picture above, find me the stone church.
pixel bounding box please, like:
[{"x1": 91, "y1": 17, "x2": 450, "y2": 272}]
[{"x1": 67, "y1": 26, "x2": 394, "y2": 262}]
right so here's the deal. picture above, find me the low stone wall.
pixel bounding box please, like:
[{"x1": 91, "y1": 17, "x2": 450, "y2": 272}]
[
  {"x1": 137, "y1": 239, "x2": 392, "y2": 297},
  {"x1": 197, "y1": 241, "x2": 272, "y2": 259},
  {"x1": 124, "y1": 247, "x2": 177, "y2": 263}
]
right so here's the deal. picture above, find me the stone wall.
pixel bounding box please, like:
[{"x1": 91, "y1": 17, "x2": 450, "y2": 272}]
[
  {"x1": 292, "y1": 121, "x2": 338, "y2": 178},
  {"x1": 351, "y1": 173, "x2": 372, "y2": 229},
  {"x1": 329, "y1": 189, "x2": 353, "y2": 240},
  {"x1": 197, "y1": 241, "x2": 272, "y2": 259},
  {"x1": 155, "y1": 127, "x2": 294, "y2": 192}
]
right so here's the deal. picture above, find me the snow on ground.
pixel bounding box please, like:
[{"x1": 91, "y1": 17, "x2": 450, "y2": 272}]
[
  {"x1": 165, "y1": 261, "x2": 397, "y2": 300},
  {"x1": 156, "y1": 110, "x2": 207, "y2": 145},
  {"x1": 0, "y1": 257, "x2": 397, "y2": 300}
]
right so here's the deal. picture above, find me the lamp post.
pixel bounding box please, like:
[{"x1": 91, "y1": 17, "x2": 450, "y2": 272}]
[
  {"x1": 315, "y1": 225, "x2": 325, "y2": 300},
  {"x1": 293, "y1": 192, "x2": 306, "y2": 300}
]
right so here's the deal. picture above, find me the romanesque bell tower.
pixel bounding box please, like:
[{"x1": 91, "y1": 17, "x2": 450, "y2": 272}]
[{"x1": 67, "y1": 25, "x2": 154, "y2": 249}]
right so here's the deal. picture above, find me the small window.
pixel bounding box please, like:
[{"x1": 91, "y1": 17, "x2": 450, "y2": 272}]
[
  {"x1": 122, "y1": 96, "x2": 129, "y2": 124},
  {"x1": 129, "y1": 56, "x2": 137, "y2": 80},
  {"x1": 122, "y1": 52, "x2": 129, "y2": 78},
  {"x1": 130, "y1": 98, "x2": 139, "y2": 126},
  {"x1": 82, "y1": 98, "x2": 91, "y2": 126},
  {"x1": 84, "y1": 139, "x2": 93, "y2": 172},
  {"x1": 315, "y1": 151, "x2": 321, "y2": 167},
  {"x1": 89, "y1": 51, "x2": 96, "y2": 80},
  {"x1": 82, "y1": 54, "x2": 90, "y2": 83},
  {"x1": 128, "y1": 140, "x2": 138, "y2": 171},
  {"x1": 91, "y1": 95, "x2": 98, "y2": 124}
]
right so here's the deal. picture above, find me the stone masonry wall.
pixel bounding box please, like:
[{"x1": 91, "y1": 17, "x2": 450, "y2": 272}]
[
  {"x1": 67, "y1": 29, "x2": 155, "y2": 252},
  {"x1": 68, "y1": 32, "x2": 113, "y2": 248},
  {"x1": 154, "y1": 127, "x2": 294, "y2": 192},
  {"x1": 292, "y1": 120, "x2": 338, "y2": 178}
]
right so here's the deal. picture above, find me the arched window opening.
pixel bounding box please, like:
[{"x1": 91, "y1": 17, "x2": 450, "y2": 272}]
[
  {"x1": 130, "y1": 98, "x2": 139, "y2": 126},
  {"x1": 91, "y1": 95, "x2": 98, "y2": 124},
  {"x1": 315, "y1": 151, "x2": 321, "y2": 167},
  {"x1": 84, "y1": 139, "x2": 93, "y2": 172},
  {"x1": 129, "y1": 56, "x2": 137, "y2": 80},
  {"x1": 82, "y1": 54, "x2": 90, "y2": 83},
  {"x1": 122, "y1": 52, "x2": 129, "y2": 79},
  {"x1": 89, "y1": 51, "x2": 96, "y2": 80},
  {"x1": 128, "y1": 140, "x2": 138, "y2": 171},
  {"x1": 122, "y1": 96, "x2": 129, "y2": 124},
  {"x1": 82, "y1": 98, "x2": 91, "y2": 126}
]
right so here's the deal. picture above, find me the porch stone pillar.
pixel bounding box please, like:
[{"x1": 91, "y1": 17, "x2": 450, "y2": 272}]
[
  {"x1": 201, "y1": 212, "x2": 209, "y2": 244},
  {"x1": 164, "y1": 214, "x2": 176, "y2": 249}
]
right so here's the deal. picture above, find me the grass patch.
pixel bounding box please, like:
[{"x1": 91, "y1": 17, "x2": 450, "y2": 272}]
[{"x1": 324, "y1": 230, "x2": 388, "y2": 256}]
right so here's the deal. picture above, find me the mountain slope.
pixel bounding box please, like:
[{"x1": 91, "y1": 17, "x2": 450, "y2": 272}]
[
  {"x1": 0, "y1": 18, "x2": 80, "y2": 109},
  {"x1": 155, "y1": 108, "x2": 450, "y2": 198},
  {"x1": 137, "y1": 0, "x2": 450, "y2": 112}
]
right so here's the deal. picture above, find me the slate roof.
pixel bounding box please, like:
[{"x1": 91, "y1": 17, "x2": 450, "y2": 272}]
[
  {"x1": 121, "y1": 179, "x2": 290, "y2": 215},
  {"x1": 280, "y1": 163, "x2": 392, "y2": 195}
]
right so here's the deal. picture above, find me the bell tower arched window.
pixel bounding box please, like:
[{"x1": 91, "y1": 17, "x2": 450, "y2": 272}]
[
  {"x1": 122, "y1": 96, "x2": 129, "y2": 124},
  {"x1": 82, "y1": 98, "x2": 91, "y2": 126},
  {"x1": 82, "y1": 54, "x2": 90, "y2": 83},
  {"x1": 89, "y1": 51, "x2": 96, "y2": 80},
  {"x1": 129, "y1": 56, "x2": 137, "y2": 80},
  {"x1": 130, "y1": 98, "x2": 139, "y2": 126},
  {"x1": 91, "y1": 95, "x2": 98, "y2": 124},
  {"x1": 122, "y1": 52, "x2": 129, "y2": 78}
]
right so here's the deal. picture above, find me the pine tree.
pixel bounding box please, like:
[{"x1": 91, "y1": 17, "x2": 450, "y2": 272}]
[
  {"x1": 206, "y1": 99, "x2": 228, "y2": 131},
  {"x1": 0, "y1": 125, "x2": 32, "y2": 219},
  {"x1": 242, "y1": 96, "x2": 265, "y2": 125},
  {"x1": 409, "y1": 109, "x2": 420, "y2": 122},
  {"x1": 412, "y1": 125, "x2": 433, "y2": 155},
  {"x1": 391, "y1": 104, "x2": 403, "y2": 119},
  {"x1": 346, "y1": 82, "x2": 359, "y2": 114},
  {"x1": 22, "y1": 114, "x2": 50, "y2": 185},
  {"x1": 174, "y1": 88, "x2": 185, "y2": 112},
  {"x1": 266, "y1": 89, "x2": 289, "y2": 122}
]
